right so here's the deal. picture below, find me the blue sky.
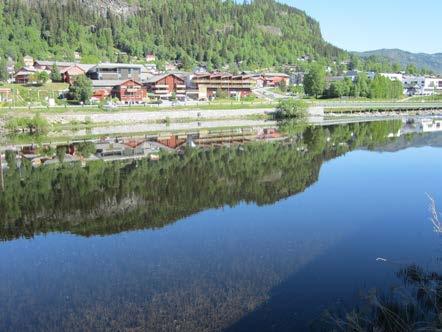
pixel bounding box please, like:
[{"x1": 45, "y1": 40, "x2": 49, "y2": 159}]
[{"x1": 282, "y1": 0, "x2": 442, "y2": 54}]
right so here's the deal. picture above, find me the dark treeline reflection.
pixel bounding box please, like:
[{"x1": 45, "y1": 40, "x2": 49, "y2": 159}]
[{"x1": 0, "y1": 120, "x2": 403, "y2": 241}]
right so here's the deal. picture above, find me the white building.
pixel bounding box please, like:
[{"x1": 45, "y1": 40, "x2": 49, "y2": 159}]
[
  {"x1": 380, "y1": 73, "x2": 404, "y2": 82},
  {"x1": 403, "y1": 75, "x2": 442, "y2": 95},
  {"x1": 421, "y1": 77, "x2": 442, "y2": 95}
]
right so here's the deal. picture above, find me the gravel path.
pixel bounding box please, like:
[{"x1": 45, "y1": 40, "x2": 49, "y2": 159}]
[{"x1": 46, "y1": 108, "x2": 275, "y2": 124}]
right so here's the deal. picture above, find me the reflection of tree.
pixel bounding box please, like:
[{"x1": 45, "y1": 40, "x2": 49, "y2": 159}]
[{"x1": 0, "y1": 120, "x2": 404, "y2": 241}]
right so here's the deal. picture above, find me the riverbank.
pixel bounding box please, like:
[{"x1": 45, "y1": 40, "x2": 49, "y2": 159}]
[{"x1": 2, "y1": 100, "x2": 442, "y2": 147}]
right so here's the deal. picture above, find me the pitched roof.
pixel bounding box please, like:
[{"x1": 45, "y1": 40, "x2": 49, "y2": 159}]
[
  {"x1": 93, "y1": 63, "x2": 146, "y2": 70},
  {"x1": 262, "y1": 72, "x2": 290, "y2": 78},
  {"x1": 91, "y1": 80, "x2": 126, "y2": 87},
  {"x1": 145, "y1": 73, "x2": 185, "y2": 84},
  {"x1": 194, "y1": 72, "x2": 252, "y2": 80},
  {"x1": 91, "y1": 79, "x2": 142, "y2": 88},
  {"x1": 34, "y1": 60, "x2": 78, "y2": 67},
  {"x1": 77, "y1": 64, "x2": 95, "y2": 72},
  {"x1": 14, "y1": 67, "x2": 38, "y2": 76}
]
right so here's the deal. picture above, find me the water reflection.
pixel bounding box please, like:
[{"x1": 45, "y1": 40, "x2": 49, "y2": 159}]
[
  {"x1": 0, "y1": 121, "x2": 403, "y2": 241},
  {"x1": 0, "y1": 120, "x2": 442, "y2": 331}
]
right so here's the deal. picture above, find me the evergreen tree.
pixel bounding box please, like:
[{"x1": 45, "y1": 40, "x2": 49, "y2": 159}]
[
  {"x1": 0, "y1": 58, "x2": 8, "y2": 81},
  {"x1": 50, "y1": 64, "x2": 62, "y2": 82}
]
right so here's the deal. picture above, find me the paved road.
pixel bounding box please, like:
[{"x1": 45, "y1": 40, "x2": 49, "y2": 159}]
[{"x1": 253, "y1": 87, "x2": 292, "y2": 101}]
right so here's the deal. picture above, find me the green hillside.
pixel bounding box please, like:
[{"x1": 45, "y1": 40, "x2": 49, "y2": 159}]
[
  {"x1": 0, "y1": 0, "x2": 346, "y2": 69},
  {"x1": 356, "y1": 49, "x2": 442, "y2": 74}
]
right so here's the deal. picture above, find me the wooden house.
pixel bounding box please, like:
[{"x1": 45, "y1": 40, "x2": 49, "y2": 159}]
[
  {"x1": 91, "y1": 79, "x2": 147, "y2": 103},
  {"x1": 145, "y1": 73, "x2": 186, "y2": 99}
]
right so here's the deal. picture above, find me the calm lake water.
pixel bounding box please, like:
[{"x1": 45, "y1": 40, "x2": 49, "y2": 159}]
[{"x1": 0, "y1": 121, "x2": 441, "y2": 331}]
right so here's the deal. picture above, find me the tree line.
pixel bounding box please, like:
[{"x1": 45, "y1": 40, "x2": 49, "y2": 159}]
[{"x1": 304, "y1": 64, "x2": 404, "y2": 99}]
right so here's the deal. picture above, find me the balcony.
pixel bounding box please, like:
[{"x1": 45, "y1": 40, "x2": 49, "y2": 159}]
[
  {"x1": 154, "y1": 90, "x2": 169, "y2": 95},
  {"x1": 193, "y1": 79, "x2": 254, "y2": 85}
]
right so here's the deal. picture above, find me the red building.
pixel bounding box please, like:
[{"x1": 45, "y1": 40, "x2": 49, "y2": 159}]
[
  {"x1": 145, "y1": 73, "x2": 186, "y2": 99},
  {"x1": 34, "y1": 60, "x2": 75, "y2": 72},
  {"x1": 62, "y1": 66, "x2": 86, "y2": 84},
  {"x1": 14, "y1": 67, "x2": 38, "y2": 84},
  {"x1": 261, "y1": 73, "x2": 290, "y2": 87},
  {"x1": 33, "y1": 61, "x2": 94, "y2": 83},
  {"x1": 91, "y1": 79, "x2": 147, "y2": 103},
  {"x1": 113, "y1": 79, "x2": 147, "y2": 103}
]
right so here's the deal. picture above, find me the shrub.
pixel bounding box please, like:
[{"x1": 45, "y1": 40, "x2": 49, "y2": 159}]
[
  {"x1": 274, "y1": 99, "x2": 308, "y2": 120},
  {"x1": 5, "y1": 114, "x2": 49, "y2": 133}
]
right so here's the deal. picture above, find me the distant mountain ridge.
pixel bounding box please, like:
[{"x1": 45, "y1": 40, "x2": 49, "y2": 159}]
[{"x1": 355, "y1": 49, "x2": 442, "y2": 74}]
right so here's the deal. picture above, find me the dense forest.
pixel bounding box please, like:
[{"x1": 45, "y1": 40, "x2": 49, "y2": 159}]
[
  {"x1": 0, "y1": 0, "x2": 345, "y2": 69},
  {"x1": 0, "y1": 120, "x2": 404, "y2": 241}
]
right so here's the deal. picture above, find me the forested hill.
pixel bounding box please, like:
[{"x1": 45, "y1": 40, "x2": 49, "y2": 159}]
[
  {"x1": 356, "y1": 49, "x2": 442, "y2": 74},
  {"x1": 0, "y1": 0, "x2": 345, "y2": 69}
]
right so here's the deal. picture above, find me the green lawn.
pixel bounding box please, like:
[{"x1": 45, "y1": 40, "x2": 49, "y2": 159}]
[
  {"x1": 405, "y1": 94, "x2": 442, "y2": 102},
  {"x1": 0, "y1": 82, "x2": 69, "y2": 107}
]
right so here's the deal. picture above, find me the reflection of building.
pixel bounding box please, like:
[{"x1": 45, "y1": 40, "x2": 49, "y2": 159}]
[
  {"x1": 420, "y1": 119, "x2": 442, "y2": 132},
  {"x1": 401, "y1": 118, "x2": 442, "y2": 135},
  {"x1": 192, "y1": 73, "x2": 255, "y2": 99},
  {"x1": 154, "y1": 127, "x2": 281, "y2": 149}
]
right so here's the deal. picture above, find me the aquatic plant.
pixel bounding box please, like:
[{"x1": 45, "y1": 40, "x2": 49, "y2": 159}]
[{"x1": 324, "y1": 197, "x2": 442, "y2": 331}]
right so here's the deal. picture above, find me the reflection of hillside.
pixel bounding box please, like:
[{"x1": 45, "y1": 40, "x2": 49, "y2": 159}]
[
  {"x1": 0, "y1": 120, "x2": 404, "y2": 241},
  {"x1": 375, "y1": 131, "x2": 442, "y2": 152}
]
